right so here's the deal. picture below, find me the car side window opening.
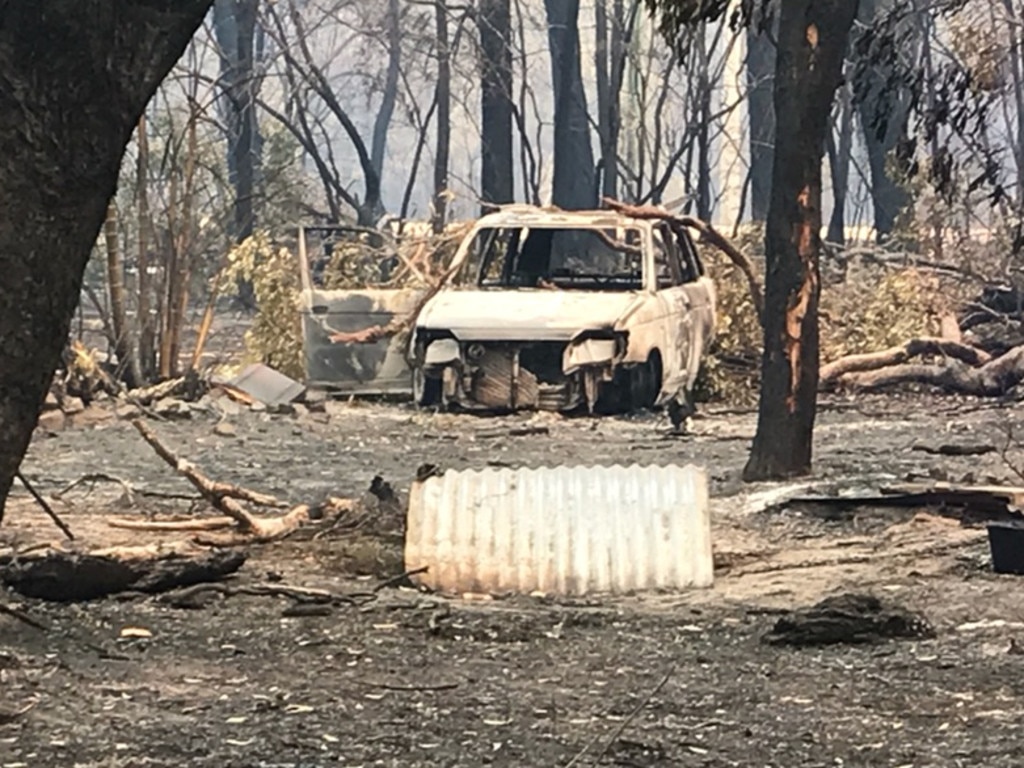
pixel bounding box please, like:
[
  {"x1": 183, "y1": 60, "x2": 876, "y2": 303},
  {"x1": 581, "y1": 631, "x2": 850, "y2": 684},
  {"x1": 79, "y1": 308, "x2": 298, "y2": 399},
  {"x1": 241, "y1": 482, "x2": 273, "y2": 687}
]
[
  {"x1": 473, "y1": 226, "x2": 644, "y2": 291},
  {"x1": 653, "y1": 225, "x2": 685, "y2": 288},
  {"x1": 674, "y1": 228, "x2": 704, "y2": 282}
]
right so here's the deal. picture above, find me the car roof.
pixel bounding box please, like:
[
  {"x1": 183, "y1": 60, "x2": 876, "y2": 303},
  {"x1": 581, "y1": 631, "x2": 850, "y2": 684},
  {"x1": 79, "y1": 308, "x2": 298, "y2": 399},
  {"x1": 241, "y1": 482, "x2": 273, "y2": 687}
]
[{"x1": 474, "y1": 205, "x2": 651, "y2": 230}]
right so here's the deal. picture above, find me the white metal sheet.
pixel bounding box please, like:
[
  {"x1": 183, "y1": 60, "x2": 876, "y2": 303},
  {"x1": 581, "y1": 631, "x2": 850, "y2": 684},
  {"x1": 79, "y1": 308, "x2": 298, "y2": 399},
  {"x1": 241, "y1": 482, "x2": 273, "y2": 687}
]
[{"x1": 405, "y1": 464, "x2": 712, "y2": 595}]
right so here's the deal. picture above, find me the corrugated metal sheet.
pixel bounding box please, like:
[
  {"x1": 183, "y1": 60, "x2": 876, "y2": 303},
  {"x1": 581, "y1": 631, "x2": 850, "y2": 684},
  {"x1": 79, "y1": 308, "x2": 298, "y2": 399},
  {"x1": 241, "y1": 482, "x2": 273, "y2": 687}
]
[{"x1": 405, "y1": 464, "x2": 712, "y2": 595}]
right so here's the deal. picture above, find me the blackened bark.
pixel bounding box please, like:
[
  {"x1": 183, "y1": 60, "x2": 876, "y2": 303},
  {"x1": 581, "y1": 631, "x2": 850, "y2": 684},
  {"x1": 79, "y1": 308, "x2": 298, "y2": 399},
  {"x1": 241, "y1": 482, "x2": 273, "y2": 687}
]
[
  {"x1": 0, "y1": 0, "x2": 211, "y2": 520},
  {"x1": 743, "y1": 0, "x2": 859, "y2": 482},
  {"x1": 747, "y1": 17, "x2": 777, "y2": 222},
  {"x1": 595, "y1": 0, "x2": 626, "y2": 200},
  {"x1": 853, "y1": 0, "x2": 911, "y2": 240},
  {"x1": 214, "y1": 0, "x2": 262, "y2": 241},
  {"x1": 545, "y1": 0, "x2": 597, "y2": 210},
  {"x1": 480, "y1": 0, "x2": 514, "y2": 210},
  {"x1": 826, "y1": 80, "x2": 854, "y2": 244},
  {"x1": 371, "y1": 0, "x2": 402, "y2": 183},
  {"x1": 433, "y1": 0, "x2": 452, "y2": 233}
]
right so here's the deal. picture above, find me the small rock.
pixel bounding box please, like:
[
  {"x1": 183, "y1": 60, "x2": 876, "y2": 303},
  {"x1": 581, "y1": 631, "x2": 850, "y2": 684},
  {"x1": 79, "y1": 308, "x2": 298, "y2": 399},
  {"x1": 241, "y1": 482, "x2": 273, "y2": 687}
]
[
  {"x1": 115, "y1": 402, "x2": 142, "y2": 419},
  {"x1": 214, "y1": 421, "x2": 238, "y2": 437},
  {"x1": 44, "y1": 390, "x2": 59, "y2": 408},
  {"x1": 250, "y1": 401, "x2": 267, "y2": 413},
  {"x1": 269, "y1": 402, "x2": 296, "y2": 416},
  {"x1": 324, "y1": 400, "x2": 348, "y2": 418},
  {"x1": 61, "y1": 396, "x2": 85, "y2": 415},
  {"x1": 36, "y1": 409, "x2": 66, "y2": 433},
  {"x1": 215, "y1": 397, "x2": 243, "y2": 417},
  {"x1": 303, "y1": 388, "x2": 328, "y2": 406},
  {"x1": 154, "y1": 397, "x2": 192, "y2": 418},
  {"x1": 292, "y1": 403, "x2": 309, "y2": 420}
]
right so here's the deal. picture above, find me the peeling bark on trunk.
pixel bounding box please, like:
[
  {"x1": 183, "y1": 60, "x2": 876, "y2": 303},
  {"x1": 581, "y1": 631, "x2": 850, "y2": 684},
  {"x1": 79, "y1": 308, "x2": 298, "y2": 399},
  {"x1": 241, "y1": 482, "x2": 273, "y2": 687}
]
[
  {"x1": 743, "y1": 0, "x2": 859, "y2": 482},
  {"x1": 0, "y1": 0, "x2": 211, "y2": 521},
  {"x1": 480, "y1": 0, "x2": 514, "y2": 210}
]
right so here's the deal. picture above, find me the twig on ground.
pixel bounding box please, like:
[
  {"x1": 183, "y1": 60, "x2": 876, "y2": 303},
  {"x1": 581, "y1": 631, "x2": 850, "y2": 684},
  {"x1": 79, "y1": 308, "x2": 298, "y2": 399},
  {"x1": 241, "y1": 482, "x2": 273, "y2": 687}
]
[
  {"x1": 374, "y1": 566, "x2": 429, "y2": 593},
  {"x1": 565, "y1": 666, "x2": 675, "y2": 768},
  {"x1": 352, "y1": 678, "x2": 459, "y2": 692},
  {"x1": 0, "y1": 601, "x2": 50, "y2": 631},
  {"x1": 15, "y1": 471, "x2": 74, "y2": 540}
]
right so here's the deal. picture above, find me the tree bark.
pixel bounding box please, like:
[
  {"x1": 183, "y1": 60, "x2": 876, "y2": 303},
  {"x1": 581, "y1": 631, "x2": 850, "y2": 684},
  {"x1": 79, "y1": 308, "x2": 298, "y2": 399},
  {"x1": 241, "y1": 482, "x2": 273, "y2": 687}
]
[
  {"x1": 826, "y1": 79, "x2": 854, "y2": 244},
  {"x1": 480, "y1": 0, "x2": 515, "y2": 210},
  {"x1": 853, "y1": 0, "x2": 912, "y2": 241},
  {"x1": 371, "y1": 0, "x2": 402, "y2": 185},
  {"x1": 433, "y1": 0, "x2": 452, "y2": 233},
  {"x1": 746, "y1": 13, "x2": 777, "y2": 222},
  {"x1": 545, "y1": 0, "x2": 597, "y2": 210},
  {"x1": 103, "y1": 201, "x2": 142, "y2": 387},
  {"x1": 743, "y1": 0, "x2": 859, "y2": 482},
  {"x1": 0, "y1": 0, "x2": 211, "y2": 521}
]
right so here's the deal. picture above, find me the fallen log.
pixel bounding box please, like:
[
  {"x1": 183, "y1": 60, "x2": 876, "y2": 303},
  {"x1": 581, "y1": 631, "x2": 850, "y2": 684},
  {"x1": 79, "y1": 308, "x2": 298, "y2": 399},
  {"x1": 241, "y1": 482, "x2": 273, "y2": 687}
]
[
  {"x1": 838, "y1": 346, "x2": 1024, "y2": 395},
  {"x1": 602, "y1": 197, "x2": 764, "y2": 319},
  {"x1": 821, "y1": 337, "x2": 992, "y2": 385},
  {"x1": 0, "y1": 544, "x2": 245, "y2": 602}
]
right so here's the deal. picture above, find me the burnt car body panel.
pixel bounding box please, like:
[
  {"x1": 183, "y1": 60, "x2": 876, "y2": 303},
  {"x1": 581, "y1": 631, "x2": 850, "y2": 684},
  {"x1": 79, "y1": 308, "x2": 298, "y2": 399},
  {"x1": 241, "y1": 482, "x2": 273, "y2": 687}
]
[
  {"x1": 410, "y1": 206, "x2": 717, "y2": 413},
  {"x1": 298, "y1": 224, "x2": 424, "y2": 394}
]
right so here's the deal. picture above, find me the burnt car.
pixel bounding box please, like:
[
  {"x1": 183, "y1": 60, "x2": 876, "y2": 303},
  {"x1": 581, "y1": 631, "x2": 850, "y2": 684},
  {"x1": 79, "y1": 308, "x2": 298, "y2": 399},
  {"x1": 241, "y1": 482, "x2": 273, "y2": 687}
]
[{"x1": 409, "y1": 206, "x2": 717, "y2": 414}]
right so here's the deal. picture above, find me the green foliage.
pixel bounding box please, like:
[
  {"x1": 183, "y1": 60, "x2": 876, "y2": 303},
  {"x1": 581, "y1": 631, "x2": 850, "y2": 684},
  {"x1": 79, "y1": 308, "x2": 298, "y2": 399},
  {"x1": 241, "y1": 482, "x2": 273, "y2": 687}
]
[{"x1": 223, "y1": 233, "x2": 304, "y2": 379}]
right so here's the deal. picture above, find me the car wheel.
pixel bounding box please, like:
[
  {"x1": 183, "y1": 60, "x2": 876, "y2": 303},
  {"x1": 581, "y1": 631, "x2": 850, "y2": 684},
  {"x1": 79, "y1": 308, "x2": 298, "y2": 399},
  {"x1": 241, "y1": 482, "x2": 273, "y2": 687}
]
[
  {"x1": 413, "y1": 367, "x2": 442, "y2": 407},
  {"x1": 630, "y1": 353, "x2": 662, "y2": 410}
]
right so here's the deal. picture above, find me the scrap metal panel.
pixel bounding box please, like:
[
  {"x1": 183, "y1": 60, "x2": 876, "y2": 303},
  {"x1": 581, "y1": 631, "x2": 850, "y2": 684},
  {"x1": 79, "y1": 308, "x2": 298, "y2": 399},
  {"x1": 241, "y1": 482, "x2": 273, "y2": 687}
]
[{"x1": 405, "y1": 464, "x2": 712, "y2": 595}]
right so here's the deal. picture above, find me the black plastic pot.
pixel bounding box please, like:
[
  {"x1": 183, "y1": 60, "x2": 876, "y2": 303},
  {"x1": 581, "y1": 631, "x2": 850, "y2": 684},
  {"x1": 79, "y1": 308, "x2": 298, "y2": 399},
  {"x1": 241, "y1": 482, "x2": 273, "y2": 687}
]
[{"x1": 987, "y1": 523, "x2": 1024, "y2": 575}]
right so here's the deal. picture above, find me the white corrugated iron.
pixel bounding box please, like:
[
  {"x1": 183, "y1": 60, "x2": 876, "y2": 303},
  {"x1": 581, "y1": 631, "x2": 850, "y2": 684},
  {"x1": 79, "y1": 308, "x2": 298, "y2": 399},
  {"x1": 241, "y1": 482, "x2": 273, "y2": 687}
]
[{"x1": 405, "y1": 464, "x2": 712, "y2": 595}]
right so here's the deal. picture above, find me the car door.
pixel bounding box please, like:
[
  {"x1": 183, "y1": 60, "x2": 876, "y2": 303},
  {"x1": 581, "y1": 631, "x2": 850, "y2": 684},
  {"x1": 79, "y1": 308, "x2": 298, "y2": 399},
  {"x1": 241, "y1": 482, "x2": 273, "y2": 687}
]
[
  {"x1": 673, "y1": 228, "x2": 715, "y2": 388},
  {"x1": 651, "y1": 223, "x2": 693, "y2": 398}
]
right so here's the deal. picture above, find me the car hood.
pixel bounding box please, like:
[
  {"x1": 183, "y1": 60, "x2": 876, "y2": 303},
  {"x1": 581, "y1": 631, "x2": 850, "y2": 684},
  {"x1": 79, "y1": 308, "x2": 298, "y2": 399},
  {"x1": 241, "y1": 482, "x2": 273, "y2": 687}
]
[{"x1": 416, "y1": 288, "x2": 644, "y2": 341}]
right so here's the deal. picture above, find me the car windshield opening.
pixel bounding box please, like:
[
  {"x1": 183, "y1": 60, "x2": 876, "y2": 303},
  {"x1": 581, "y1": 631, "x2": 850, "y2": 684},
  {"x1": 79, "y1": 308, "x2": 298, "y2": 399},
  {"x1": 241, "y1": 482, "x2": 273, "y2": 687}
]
[{"x1": 465, "y1": 226, "x2": 644, "y2": 291}]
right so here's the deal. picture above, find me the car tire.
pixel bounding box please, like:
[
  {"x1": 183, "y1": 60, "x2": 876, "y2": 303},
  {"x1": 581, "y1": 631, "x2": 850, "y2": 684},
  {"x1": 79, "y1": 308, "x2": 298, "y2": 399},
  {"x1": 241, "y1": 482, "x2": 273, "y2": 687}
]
[
  {"x1": 413, "y1": 368, "x2": 442, "y2": 407},
  {"x1": 630, "y1": 353, "x2": 662, "y2": 410}
]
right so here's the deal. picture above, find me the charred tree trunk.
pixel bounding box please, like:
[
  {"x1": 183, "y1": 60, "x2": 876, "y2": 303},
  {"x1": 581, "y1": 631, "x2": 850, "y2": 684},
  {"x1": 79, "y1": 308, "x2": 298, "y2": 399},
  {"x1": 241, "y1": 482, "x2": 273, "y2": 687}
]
[
  {"x1": 743, "y1": 0, "x2": 859, "y2": 482},
  {"x1": 480, "y1": 0, "x2": 514, "y2": 210},
  {"x1": 595, "y1": 0, "x2": 626, "y2": 201},
  {"x1": 826, "y1": 79, "x2": 854, "y2": 244},
  {"x1": 103, "y1": 201, "x2": 142, "y2": 387},
  {"x1": 746, "y1": 13, "x2": 777, "y2": 222},
  {"x1": 433, "y1": 0, "x2": 452, "y2": 233},
  {"x1": 371, "y1": 0, "x2": 402, "y2": 185},
  {"x1": 0, "y1": 0, "x2": 211, "y2": 521},
  {"x1": 135, "y1": 114, "x2": 157, "y2": 381},
  {"x1": 545, "y1": 0, "x2": 597, "y2": 210},
  {"x1": 853, "y1": 0, "x2": 911, "y2": 241},
  {"x1": 213, "y1": 0, "x2": 263, "y2": 308}
]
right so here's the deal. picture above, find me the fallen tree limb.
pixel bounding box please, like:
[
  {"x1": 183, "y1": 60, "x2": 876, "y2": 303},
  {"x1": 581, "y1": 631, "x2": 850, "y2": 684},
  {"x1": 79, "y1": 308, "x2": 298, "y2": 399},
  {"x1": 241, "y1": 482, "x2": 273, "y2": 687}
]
[
  {"x1": 821, "y1": 338, "x2": 992, "y2": 385},
  {"x1": 131, "y1": 419, "x2": 325, "y2": 543},
  {"x1": 603, "y1": 197, "x2": 764, "y2": 319},
  {"x1": 0, "y1": 544, "x2": 246, "y2": 602},
  {"x1": 838, "y1": 346, "x2": 1024, "y2": 394}
]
